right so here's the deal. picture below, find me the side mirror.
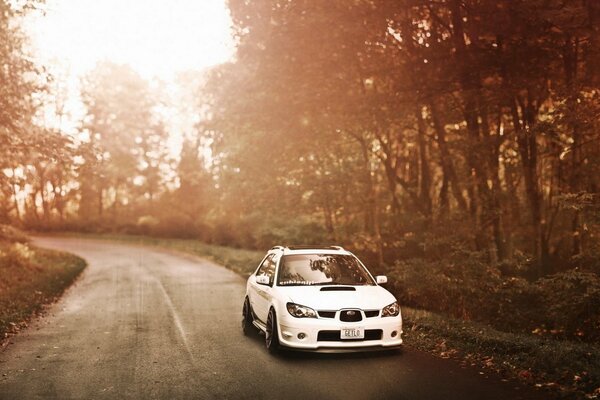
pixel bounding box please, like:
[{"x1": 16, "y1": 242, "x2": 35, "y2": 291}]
[
  {"x1": 256, "y1": 275, "x2": 270, "y2": 285},
  {"x1": 376, "y1": 275, "x2": 388, "y2": 284}
]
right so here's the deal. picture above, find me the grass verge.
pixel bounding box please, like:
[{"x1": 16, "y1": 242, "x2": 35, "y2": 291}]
[
  {"x1": 49, "y1": 233, "x2": 600, "y2": 399},
  {"x1": 403, "y1": 308, "x2": 600, "y2": 399},
  {"x1": 0, "y1": 240, "x2": 86, "y2": 343}
]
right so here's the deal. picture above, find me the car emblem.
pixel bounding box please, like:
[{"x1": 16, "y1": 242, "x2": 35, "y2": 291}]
[{"x1": 347, "y1": 310, "x2": 356, "y2": 316}]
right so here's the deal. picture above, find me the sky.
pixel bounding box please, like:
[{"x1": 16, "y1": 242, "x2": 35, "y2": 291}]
[
  {"x1": 27, "y1": 0, "x2": 236, "y2": 79},
  {"x1": 23, "y1": 0, "x2": 236, "y2": 158}
]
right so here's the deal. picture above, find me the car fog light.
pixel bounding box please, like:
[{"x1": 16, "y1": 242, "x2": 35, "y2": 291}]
[
  {"x1": 297, "y1": 333, "x2": 306, "y2": 340},
  {"x1": 391, "y1": 330, "x2": 397, "y2": 338}
]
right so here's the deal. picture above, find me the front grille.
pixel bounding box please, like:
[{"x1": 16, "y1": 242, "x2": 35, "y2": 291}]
[
  {"x1": 364, "y1": 310, "x2": 379, "y2": 318},
  {"x1": 318, "y1": 311, "x2": 336, "y2": 318},
  {"x1": 317, "y1": 329, "x2": 383, "y2": 342},
  {"x1": 340, "y1": 309, "x2": 362, "y2": 322}
]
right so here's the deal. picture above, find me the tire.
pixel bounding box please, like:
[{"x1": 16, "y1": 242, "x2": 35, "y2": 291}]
[
  {"x1": 242, "y1": 297, "x2": 254, "y2": 336},
  {"x1": 265, "y1": 308, "x2": 280, "y2": 353}
]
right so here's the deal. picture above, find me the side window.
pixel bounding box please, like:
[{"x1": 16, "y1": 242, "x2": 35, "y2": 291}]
[
  {"x1": 256, "y1": 254, "x2": 277, "y2": 284},
  {"x1": 256, "y1": 254, "x2": 274, "y2": 277}
]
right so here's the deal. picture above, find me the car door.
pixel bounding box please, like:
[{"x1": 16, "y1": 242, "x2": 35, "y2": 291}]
[{"x1": 249, "y1": 254, "x2": 275, "y2": 323}]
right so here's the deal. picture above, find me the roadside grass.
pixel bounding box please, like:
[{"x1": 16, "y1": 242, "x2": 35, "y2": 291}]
[
  {"x1": 0, "y1": 238, "x2": 86, "y2": 342},
  {"x1": 403, "y1": 308, "x2": 600, "y2": 399},
  {"x1": 48, "y1": 232, "x2": 600, "y2": 398}
]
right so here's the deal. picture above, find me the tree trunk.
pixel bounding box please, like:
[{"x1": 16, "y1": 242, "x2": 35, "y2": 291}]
[
  {"x1": 322, "y1": 184, "x2": 336, "y2": 242},
  {"x1": 563, "y1": 34, "x2": 583, "y2": 256},
  {"x1": 510, "y1": 96, "x2": 548, "y2": 275},
  {"x1": 429, "y1": 101, "x2": 468, "y2": 213},
  {"x1": 97, "y1": 186, "x2": 104, "y2": 217},
  {"x1": 358, "y1": 137, "x2": 384, "y2": 266},
  {"x1": 450, "y1": 0, "x2": 482, "y2": 225},
  {"x1": 10, "y1": 168, "x2": 21, "y2": 222},
  {"x1": 480, "y1": 106, "x2": 508, "y2": 261},
  {"x1": 36, "y1": 163, "x2": 50, "y2": 223},
  {"x1": 416, "y1": 105, "x2": 432, "y2": 221},
  {"x1": 439, "y1": 171, "x2": 450, "y2": 216}
]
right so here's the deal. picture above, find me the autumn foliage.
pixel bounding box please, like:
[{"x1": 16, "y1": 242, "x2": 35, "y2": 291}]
[{"x1": 1, "y1": 0, "x2": 599, "y2": 342}]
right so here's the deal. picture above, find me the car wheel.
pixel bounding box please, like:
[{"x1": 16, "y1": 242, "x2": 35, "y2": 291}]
[
  {"x1": 242, "y1": 297, "x2": 254, "y2": 336},
  {"x1": 265, "y1": 308, "x2": 280, "y2": 353}
]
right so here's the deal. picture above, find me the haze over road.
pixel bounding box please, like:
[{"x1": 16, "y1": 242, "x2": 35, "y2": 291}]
[{"x1": 0, "y1": 237, "x2": 547, "y2": 399}]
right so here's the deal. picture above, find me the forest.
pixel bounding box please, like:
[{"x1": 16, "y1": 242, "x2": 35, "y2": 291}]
[{"x1": 1, "y1": 0, "x2": 599, "y2": 344}]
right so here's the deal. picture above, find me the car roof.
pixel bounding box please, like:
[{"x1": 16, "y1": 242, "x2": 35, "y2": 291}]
[{"x1": 269, "y1": 245, "x2": 352, "y2": 256}]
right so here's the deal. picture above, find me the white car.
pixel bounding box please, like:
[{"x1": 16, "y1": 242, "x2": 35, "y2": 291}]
[{"x1": 242, "y1": 245, "x2": 403, "y2": 352}]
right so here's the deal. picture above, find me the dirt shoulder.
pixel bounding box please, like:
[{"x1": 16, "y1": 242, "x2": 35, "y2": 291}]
[{"x1": 0, "y1": 230, "x2": 86, "y2": 346}]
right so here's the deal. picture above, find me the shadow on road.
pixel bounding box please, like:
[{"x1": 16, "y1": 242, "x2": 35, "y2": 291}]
[{"x1": 242, "y1": 326, "x2": 402, "y2": 362}]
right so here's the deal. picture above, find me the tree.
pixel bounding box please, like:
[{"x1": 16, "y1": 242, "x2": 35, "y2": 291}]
[
  {"x1": 201, "y1": 0, "x2": 599, "y2": 272},
  {"x1": 0, "y1": 0, "x2": 55, "y2": 225},
  {"x1": 78, "y1": 62, "x2": 168, "y2": 221}
]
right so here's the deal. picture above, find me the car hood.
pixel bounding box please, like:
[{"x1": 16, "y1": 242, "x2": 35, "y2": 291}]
[{"x1": 278, "y1": 285, "x2": 396, "y2": 310}]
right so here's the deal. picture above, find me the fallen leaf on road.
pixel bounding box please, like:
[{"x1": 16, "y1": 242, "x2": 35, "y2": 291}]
[{"x1": 519, "y1": 370, "x2": 532, "y2": 379}]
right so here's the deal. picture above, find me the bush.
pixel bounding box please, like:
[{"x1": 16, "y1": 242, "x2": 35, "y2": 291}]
[
  {"x1": 493, "y1": 276, "x2": 544, "y2": 331},
  {"x1": 389, "y1": 250, "x2": 503, "y2": 321},
  {"x1": 0, "y1": 242, "x2": 37, "y2": 269},
  {"x1": 50, "y1": 218, "x2": 113, "y2": 234},
  {"x1": 211, "y1": 222, "x2": 241, "y2": 247},
  {"x1": 0, "y1": 224, "x2": 30, "y2": 244},
  {"x1": 136, "y1": 215, "x2": 159, "y2": 235},
  {"x1": 208, "y1": 214, "x2": 332, "y2": 250},
  {"x1": 536, "y1": 270, "x2": 600, "y2": 340},
  {"x1": 150, "y1": 215, "x2": 208, "y2": 240},
  {"x1": 387, "y1": 246, "x2": 600, "y2": 341},
  {"x1": 571, "y1": 243, "x2": 600, "y2": 274}
]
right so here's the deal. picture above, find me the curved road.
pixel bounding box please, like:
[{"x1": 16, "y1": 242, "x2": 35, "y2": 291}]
[{"x1": 0, "y1": 237, "x2": 547, "y2": 399}]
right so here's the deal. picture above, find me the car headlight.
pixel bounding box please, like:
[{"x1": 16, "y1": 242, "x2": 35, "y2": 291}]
[
  {"x1": 286, "y1": 302, "x2": 317, "y2": 318},
  {"x1": 381, "y1": 302, "x2": 400, "y2": 317}
]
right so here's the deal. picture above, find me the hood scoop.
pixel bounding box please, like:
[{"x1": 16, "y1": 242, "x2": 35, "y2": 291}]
[{"x1": 320, "y1": 286, "x2": 356, "y2": 292}]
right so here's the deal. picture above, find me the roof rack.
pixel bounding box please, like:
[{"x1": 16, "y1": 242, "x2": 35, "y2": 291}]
[
  {"x1": 285, "y1": 245, "x2": 345, "y2": 251},
  {"x1": 270, "y1": 245, "x2": 285, "y2": 251}
]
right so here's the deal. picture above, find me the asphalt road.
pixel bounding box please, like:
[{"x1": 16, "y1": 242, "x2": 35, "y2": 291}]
[{"x1": 0, "y1": 237, "x2": 549, "y2": 400}]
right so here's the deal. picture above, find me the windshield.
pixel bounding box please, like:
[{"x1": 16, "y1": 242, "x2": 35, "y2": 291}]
[{"x1": 277, "y1": 254, "x2": 375, "y2": 286}]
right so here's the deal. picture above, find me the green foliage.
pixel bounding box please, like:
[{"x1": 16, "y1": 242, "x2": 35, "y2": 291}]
[
  {"x1": 389, "y1": 251, "x2": 600, "y2": 342},
  {"x1": 537, "y1": 271, "x2": 600, "y2": 340},
  {"x1": 389, "y1": 250, "x2": 504, "y2": 321}
]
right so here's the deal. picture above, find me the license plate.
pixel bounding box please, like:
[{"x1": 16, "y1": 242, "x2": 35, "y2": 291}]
[{"x1": 341, "y1": 327, "x2": 364, "y2": 339}]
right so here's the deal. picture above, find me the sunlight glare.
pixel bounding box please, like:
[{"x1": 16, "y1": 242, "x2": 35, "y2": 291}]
[{"x1": 28, "y1": 0, "x2": 235, "y2": 78}]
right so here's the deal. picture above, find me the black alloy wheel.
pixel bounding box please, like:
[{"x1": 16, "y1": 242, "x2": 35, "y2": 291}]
[
  {"x1": 242, "y1": 297, "x2": 254, "y2": 336},
  {"x1": 265, "y1": 308, "x2": 280, "y2": 353}
]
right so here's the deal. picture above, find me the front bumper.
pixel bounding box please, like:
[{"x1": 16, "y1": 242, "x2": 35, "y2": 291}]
[{"x1": 277, "y1": 312, "x2": 403, "y2": 351}]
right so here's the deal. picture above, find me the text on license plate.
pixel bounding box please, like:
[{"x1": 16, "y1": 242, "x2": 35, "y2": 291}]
[{"x1": 341, "y1": 327, "x2": 364, "y2": 339}]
